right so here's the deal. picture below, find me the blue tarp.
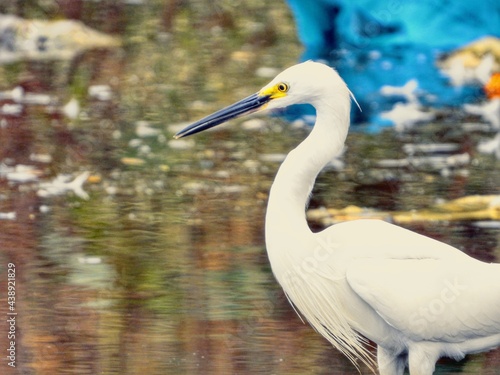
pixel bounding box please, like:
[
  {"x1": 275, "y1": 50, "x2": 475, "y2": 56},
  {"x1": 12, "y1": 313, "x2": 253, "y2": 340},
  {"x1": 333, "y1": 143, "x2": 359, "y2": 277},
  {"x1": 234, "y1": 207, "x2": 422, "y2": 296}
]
[{"x1": 284, "y1": 0, "x2": 500, "y2": 126}]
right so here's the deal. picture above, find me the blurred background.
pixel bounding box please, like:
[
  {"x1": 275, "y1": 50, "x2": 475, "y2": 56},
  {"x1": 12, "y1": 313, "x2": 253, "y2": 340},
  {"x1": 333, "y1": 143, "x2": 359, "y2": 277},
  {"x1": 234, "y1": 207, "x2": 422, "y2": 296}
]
[{"x1": 0, "y1": 1, "x2": 499, "y2": 374}]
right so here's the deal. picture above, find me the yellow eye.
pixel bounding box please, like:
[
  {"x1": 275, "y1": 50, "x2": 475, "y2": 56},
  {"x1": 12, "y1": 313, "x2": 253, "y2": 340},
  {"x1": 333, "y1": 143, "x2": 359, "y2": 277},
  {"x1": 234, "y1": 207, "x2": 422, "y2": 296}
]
[{"x1": 277, "y1": 82, "x2": 289, "y2": 93}]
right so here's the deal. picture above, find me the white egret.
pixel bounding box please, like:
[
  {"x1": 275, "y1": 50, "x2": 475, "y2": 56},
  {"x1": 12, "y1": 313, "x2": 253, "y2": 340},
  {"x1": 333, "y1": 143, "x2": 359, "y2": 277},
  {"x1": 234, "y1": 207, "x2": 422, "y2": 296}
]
[{"x1": 174, "y1": 61, "x2": 500, "y2": 375}]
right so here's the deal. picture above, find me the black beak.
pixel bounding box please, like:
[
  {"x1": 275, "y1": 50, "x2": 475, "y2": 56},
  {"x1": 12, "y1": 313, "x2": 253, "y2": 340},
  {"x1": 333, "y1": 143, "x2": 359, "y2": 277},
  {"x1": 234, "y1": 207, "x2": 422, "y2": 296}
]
[{"x1": 174, "y1": 92, "x2": 271, "y2": 139}]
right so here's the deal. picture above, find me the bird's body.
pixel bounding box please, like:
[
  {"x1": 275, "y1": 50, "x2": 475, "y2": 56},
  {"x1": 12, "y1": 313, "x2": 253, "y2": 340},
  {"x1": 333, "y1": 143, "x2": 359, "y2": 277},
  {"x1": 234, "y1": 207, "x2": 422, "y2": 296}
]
[{"x1": 175, "y1": 61, "x2": 500, "y2": 374}]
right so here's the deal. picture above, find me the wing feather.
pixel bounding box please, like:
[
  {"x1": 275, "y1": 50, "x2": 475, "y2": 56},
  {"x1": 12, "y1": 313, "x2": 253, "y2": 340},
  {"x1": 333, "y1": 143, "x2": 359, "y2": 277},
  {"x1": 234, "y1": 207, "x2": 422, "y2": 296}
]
[{"x1": 346, "y1": 257, "x2": 500, "y2": 342}]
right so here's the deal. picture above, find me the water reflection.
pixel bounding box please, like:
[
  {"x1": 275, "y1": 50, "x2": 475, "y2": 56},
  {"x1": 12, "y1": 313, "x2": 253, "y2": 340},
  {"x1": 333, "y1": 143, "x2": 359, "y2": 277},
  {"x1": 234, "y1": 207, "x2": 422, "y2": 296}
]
[{"x1": 0, "y1": 2, "x2": 499, "y2": 375}]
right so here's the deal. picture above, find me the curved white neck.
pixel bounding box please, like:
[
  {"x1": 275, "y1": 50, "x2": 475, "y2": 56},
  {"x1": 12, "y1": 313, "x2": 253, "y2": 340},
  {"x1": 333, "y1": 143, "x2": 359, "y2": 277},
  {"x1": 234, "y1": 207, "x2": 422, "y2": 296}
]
[{"x1": 265, "y1": 100, "x2": 350, "y2": 268}]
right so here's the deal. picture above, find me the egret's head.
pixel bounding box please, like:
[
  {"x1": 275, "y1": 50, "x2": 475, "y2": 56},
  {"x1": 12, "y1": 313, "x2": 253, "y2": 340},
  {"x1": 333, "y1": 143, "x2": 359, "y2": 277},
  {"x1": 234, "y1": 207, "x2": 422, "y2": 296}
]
[
  {"x1": 259, "y1": 61, "x2": 348, "y2": 110},
  {"x1": 174, "y1": 61, "x2": 351, "y2": 139}
]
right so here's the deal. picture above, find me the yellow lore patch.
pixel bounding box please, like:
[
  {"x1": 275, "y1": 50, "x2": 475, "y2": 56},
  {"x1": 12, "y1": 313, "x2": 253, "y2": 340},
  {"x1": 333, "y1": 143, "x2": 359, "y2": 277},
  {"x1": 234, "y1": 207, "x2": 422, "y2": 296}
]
[{"x1": 260, "y1": 82, "x2": 289, "y2": 99}]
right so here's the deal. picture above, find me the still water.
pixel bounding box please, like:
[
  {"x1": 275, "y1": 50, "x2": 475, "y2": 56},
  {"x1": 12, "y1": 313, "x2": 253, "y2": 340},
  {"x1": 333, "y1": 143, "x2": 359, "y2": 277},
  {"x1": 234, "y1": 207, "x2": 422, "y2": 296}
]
[{"x1": 1, "y1": 2, "x2": 499, "y2": 374}]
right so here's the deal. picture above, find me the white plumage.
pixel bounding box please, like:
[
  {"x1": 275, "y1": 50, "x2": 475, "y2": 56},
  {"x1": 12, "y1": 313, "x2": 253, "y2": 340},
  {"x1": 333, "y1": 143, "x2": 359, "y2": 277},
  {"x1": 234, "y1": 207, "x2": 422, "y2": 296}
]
[{"x1": 175, "y1": 61, "x2": 500, "y2": 374}]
